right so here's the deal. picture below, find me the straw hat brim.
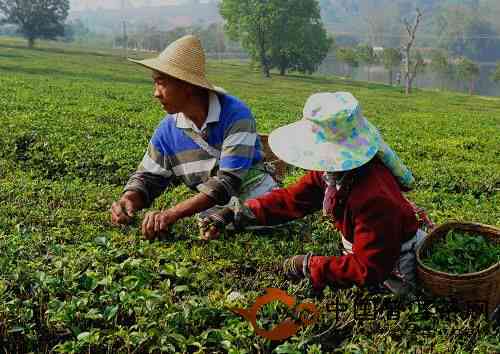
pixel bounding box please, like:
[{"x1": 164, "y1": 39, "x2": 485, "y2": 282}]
[
  {"x1": 268, "y1": 118, "x2": 381, "y2": 172},
  {"x1": 128, "y1": 57, "x2": 225, "y2": 94}
]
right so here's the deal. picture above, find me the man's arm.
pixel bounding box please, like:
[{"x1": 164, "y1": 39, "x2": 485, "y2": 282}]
[
  {"x1": 141, "y1": 192, "x2": 216, "y2": 239},
  {"x1": 112, "y1": 139, "x2": 172, "y2": 225},
  {"x1": 124, "y1": 142, "x2": 173, "y2": 207},
  {"x1": 196, "y1": 115, "x2": 257, "y2": 206}
]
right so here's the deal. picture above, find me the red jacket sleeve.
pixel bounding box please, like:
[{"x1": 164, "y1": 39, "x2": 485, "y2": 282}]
[
  {"x1": 308, "y1": 194, "x2": 402, "y2": 290},
  {"x1": 245, "y1": 171, "x2": 326, "y2": 225}
]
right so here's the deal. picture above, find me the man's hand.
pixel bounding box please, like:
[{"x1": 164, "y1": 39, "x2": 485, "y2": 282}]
[
  {"x1": 110, "y1": 191, "x2": 145, "y2": 225},
  {"x1": 141, "y1": 210, "x2": 178, "y2": 240}
]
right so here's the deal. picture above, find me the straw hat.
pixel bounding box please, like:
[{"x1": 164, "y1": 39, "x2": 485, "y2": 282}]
[
  {"x1": 128, "y1": 35, "x2": 223, "y2": 93},
  {"x1": 269, "y1": 92, "x2": 381, "y2": 172}
]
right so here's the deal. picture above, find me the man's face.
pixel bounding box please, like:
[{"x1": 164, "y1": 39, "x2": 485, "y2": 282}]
[{"x1": 152, "y1": 71, "x2": 190, "y2": 114}]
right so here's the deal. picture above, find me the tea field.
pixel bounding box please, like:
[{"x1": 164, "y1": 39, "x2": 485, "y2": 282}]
[{"x1": 0, "y1": 37, "x2": 499, "y2": 353}]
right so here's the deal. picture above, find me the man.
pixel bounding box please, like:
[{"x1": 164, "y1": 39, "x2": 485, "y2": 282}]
[{"x1": 111, "y1": 35, "x2": 277, "y2": 239}]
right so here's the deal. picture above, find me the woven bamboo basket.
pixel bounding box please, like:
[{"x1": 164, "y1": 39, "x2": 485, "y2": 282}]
[
  {"x1": 416, "y1": 221, "x2": 500, "y2": 316},
  {"x1": 258, "y1": 134, "x2": 289, "y2": 182}
]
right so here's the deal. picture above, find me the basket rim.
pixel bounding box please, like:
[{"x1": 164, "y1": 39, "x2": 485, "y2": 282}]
[{"x1": 416, "y1": 220, "x2": 500, "y2": 278}]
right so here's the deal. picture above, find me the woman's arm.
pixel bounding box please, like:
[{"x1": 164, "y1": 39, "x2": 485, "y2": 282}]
[{"x1": 245, "y1": 170, "x2": 326, "y2": 225}]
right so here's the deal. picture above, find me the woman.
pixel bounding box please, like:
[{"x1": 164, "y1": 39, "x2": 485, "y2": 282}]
[{"x1": 202, "y1": 92, "x2": 433, "y2": 295}]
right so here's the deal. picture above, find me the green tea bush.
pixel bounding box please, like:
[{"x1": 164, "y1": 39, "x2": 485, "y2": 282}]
[{"x1": 0, "y1": 38, "x2": 499, "y2": 352}]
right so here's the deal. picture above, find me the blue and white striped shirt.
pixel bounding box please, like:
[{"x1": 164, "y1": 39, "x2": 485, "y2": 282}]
[{"x1": 124, "y1": 92, "x2": 264, "y2": 206}]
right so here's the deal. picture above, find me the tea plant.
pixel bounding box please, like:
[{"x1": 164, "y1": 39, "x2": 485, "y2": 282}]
[
  {"x1": 0, "y1": 37, "x2": 499, "y2": 352},
  {"x1": 423, "y1": 230, "x2": 500, "y2": 274}
]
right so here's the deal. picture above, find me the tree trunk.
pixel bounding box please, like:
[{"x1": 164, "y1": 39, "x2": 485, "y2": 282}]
[
  {"x1": 388, "y1": 69, "x2": 393, "y2": 85},
  {"x1": 262, "y1": 64, "x2": 270, "y2": 78},
  {"x1": 280, "y1": 66, "x2": 286, "y2": 76},
  {"x1": 469, "y1": 79, "x2": 474, "y2": 95},
  {"x1": 258, "y1": 48, "x2": 270, "y2": 78},
  {"x1": 406, "y1": 73, "x2": 412, "y2": 95},
  {"x1": 28, "y1": 37, "x2": 35, "y2": 48},
  {"x1": 367, "y1": 66, "x2": 371, "y2": 81}
]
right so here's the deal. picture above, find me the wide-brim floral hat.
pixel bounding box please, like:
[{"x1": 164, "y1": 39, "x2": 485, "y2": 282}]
[{"x1": 269, "y1": 92, "x2": 381, "y2": 172}]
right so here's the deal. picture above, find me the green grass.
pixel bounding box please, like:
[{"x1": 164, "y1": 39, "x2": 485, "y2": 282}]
[{"x1": 1, "y1": 37, "x2": 500, "y2": 353}]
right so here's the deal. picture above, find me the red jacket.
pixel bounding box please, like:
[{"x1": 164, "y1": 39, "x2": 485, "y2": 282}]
[{"x1": 245, "y1": 158, "x2": 418, "y2": 291}]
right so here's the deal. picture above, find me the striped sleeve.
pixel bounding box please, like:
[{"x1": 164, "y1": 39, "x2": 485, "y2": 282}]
[
  {"x1": 197, "y1": 116, "x2": 256, "y2": 205},
  {"x1": 219, "y1": 118, "x2": 257, "y2": 177},
  {"x1": 124, "y1": 141, "x2": 173, "y2": 206}
]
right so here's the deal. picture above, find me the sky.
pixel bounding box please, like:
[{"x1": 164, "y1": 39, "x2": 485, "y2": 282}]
[{"x1": 69, "y1": 0, "x2": 184, "y2": 11}]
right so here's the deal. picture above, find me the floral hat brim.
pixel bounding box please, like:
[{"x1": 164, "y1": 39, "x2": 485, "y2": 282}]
[{"x1": 268, "y1": 117, "x2": 381, "y2": 172}]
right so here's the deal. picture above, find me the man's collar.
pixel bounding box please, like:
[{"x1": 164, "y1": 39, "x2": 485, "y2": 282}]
[{"x1": 176, "y1": 92, "x2": 221, "y2": 132}]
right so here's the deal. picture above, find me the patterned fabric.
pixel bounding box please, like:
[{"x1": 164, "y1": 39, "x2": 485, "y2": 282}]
[
  {"x1": 124, "y1": 92, "x2": 264, "y2": 206},
  {"x1": 267, "y1": 92, "x2": 415, "y2": 191},
  {"x1": 268, "y1": 92, "x2": 380, "y2": 172},
  {"x1": 322, "y1": 172, "x2": 350, "y2": 217},
  {"x1": 377, "y1": 140, "x2": 415, "y2": 190}
]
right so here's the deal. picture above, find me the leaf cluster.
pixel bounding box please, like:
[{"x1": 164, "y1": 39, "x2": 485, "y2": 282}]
[
  {"x1": 491, "y1": 62, "x2": 500, "y2": 83},
  {"x1": 423, "y1": 230, "x2": 500, "y2": 274},
  {"x1": 455, "y1": 57, "x2": 480, "y2": 81},
  {"x1": 0, "y1": 0, "x2": 69, "y2": 45},
  {"x1": 219, "y1": 0, "x2": 331, "y2": 75}
]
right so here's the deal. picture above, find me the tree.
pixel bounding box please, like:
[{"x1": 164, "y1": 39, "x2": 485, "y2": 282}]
[
  {"x1": 402, "y1": 8, "x2": 423, "y2": 95},
  {"x1": 63, "y1": 19, "x2": 89, "y2": 42},
  {"x1": 356, "y1": 44, "x2": 378, "y2": 81},
  {"x1": 412, "y1": 50, "x2": 427, "y2": 88},
  {"x1": 0, "y1": 0, "x2": 69, "y2": 48},
  {"x1": 429, "y1": 50, "x2": 451, "y2": 91},
  {"x1": 220, "y1": 0, "x2": 330, "y2": 78},
  {"x1": 455, "y1": 57, "x2": 480, "y2": 95},
  {"x1": 492, "y1": 62, "x2": 500, "y2": 84},
  {"x1": 269, "y1": 0, "x2": 331, "y2": 75},
  {"x1": 381, "y1": 48, "x2": 402, "y2": 85},
  {"x1": 220, "y1": 0, "x2": 278, "y2": 78},
  {"x1": 336, "y1": 47, "x2": 359, "y2": 79}
]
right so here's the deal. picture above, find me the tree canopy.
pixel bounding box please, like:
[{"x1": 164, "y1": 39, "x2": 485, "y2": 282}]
[
  {"x1": 492, "y1": 62, "x2": 500, "y2": 83},
  {"x1": 356, "y1": 44, "x2": 378, "y2": 81},
  {"x1": 336, "y1": 47, "x2": 359, "y2": 78},
  {"x1": 0, "y1": 0, "x2": 69, "y2": 47},
  {"x1": 381, "y1": 48, "x2": 402, "y2": 85},
  {"x1": 429, "y1": 50, "x2": 451, "y2": 90},
  {"x1": 455, "y1": 57, "x2": 480, "y2": 95},
  {"x1": 219, "y1": 0, "x2": 331, "y2": 77}
]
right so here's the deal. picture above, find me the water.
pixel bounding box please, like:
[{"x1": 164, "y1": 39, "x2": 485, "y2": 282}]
[{"x1": 317, "y1": 56, "x2": 500, "y2": 97}]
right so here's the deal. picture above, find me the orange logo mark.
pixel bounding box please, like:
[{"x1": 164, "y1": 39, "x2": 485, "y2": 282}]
[{"x1": 232, "y1": 288, "x2": 320, "y2": 341}]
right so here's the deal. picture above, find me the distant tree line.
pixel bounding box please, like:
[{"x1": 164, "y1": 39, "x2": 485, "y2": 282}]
[
  {"x1": 113, "y1": 23, "x2": 230, "y2": 59},
  {"x1": 334, "y1": 43, "x2": 492, "y2": 95},
  {"x1": 320, "y1": 0, "x2": 500, "y2": 63}
]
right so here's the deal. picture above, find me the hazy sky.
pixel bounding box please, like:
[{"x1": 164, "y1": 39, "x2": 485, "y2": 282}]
[{"x1": 70, "y1": 0, "x2": 183, "y2": 11}]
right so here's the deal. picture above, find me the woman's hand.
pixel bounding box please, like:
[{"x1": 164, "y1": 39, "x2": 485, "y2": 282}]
[{"x1": 198, "y1": 207, "x2": 235, "y2": 241}]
